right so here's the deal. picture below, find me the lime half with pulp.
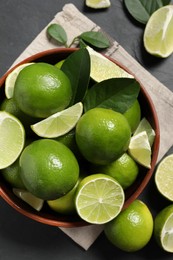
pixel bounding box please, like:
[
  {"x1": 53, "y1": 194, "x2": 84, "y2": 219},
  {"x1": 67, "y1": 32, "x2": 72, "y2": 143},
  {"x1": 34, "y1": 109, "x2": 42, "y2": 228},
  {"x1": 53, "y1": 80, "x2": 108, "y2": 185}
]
[
  {"x1": 75, "y1": 173, "x2": 125, "y2": 224},
  {"x1": 0, "y1": 111, "x2": 25, "y2": 169}
]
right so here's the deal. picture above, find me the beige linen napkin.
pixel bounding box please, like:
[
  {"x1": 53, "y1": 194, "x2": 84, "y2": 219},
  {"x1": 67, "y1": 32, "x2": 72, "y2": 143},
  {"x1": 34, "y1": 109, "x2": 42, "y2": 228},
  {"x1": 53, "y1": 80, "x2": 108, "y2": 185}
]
[{"x1": 9, "y1": 3, "x2": 173, "y2": 250}]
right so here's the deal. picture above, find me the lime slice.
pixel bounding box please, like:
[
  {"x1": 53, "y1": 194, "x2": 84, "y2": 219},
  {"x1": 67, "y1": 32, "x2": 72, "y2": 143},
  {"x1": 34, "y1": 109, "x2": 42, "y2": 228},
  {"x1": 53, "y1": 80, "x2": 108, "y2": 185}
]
[
  {"x1": 134, "y1": 118, "x2": 155, "y2": 147},
  {"x1": 31, "y1": 102, "x2": 83, "y2": 138},
  {"x1": 0, "y1": 111, "x2": 25, "y2": 169},
  {"x1": 154, "y1": 204, "x2": 173, "y2": 252},
  {"x1": 128, "y1": 131, "x2": 151, "y2": 169},
  {"x1": 143, "y1": 5, "x2": 173, "y2": 58},
  {"x1": 13, "y1": 188, "x2": 44, "y2": 211},
  {"x1": 155, "y1": 154, "x2": 173, "y2": 201},
  {"x1": 5, "y1": 63, "x2": 34, "y2": 99},
  {"x1": 75, "y1": 173, "x2": 125, "y2": 224},
  {"x1": 87, "y1": 46, "x2": 133, "y2": 82},
  {"x1": 86, "y1": 0, "x2": 111, "y2": 9}
]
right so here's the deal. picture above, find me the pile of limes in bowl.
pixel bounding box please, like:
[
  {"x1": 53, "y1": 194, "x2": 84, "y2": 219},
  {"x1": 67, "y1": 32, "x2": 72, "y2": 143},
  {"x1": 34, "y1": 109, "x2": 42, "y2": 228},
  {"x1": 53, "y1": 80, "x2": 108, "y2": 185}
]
[{"x1": 0, "y1": 48, "x2": 156, "y2": 229}]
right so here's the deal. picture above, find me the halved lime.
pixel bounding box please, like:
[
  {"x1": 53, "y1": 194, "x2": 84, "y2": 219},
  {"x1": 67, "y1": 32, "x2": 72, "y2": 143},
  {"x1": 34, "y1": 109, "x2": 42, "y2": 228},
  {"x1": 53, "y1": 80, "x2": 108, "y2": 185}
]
[
  {"x1": 134, "y1": 117, "x2": 155, "y2": 147},
  {"x1": 31, "y1": 102, "x2": 83, "y2": 138},
  {"x1": 128, "y1": 131, "x2": 151, "y2": 169},
  {"x1": 144, "y1": 5, "x2": 173, "y2": 58},
  {"x1": 13, "y1": 188, "x2": 44, "y2": 211},
  {"x1": 155, "y1": 154, "x2": 173, "y2": 201},
  {"x1": 86, "y1": 0, "x2": 111, "y2": 9},
  {"x1": 154, "y1": 204, "x2": 173, "y2": 252},
  {"x1": 75, "y1": 173, "x2": 125, "y2": 224},
  {"x1": 5, "y1": 63, "x2": 34, "y2": 99},
  {"x1": 0, "y1": 111, "x2": 25, "y2": 169},
  {"x1": 87, "y1": 47, "x2": 133, "y2": 82}
]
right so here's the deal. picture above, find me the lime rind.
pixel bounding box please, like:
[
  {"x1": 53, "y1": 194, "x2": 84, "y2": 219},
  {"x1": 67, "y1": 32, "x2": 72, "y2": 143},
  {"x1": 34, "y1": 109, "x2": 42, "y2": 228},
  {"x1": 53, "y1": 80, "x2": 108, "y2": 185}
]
[
  {"x1": 87, "y1": 46, "x2": 133, "y2": 82},
  {"x1": 155, "y1": 154, "x2": 173, "y2": 201},
  {"x1": 75, "y1": 174, "x2": 125, "y2": 224},
  {"x1": 128, "y1": 131, "x2": 151, "y2": 169},
  {"x1": 0, "y1": 111, "x2": 25, "y2": 169},
  {"x1": 5, "y1": 63, "x2": 34, "y2": 99},
  {"x1": 13, "y1": 188, "x2": 44, "y2": 211},
  {"x1": 31, "y1": 102, "x2": 83, "y2": 138}
]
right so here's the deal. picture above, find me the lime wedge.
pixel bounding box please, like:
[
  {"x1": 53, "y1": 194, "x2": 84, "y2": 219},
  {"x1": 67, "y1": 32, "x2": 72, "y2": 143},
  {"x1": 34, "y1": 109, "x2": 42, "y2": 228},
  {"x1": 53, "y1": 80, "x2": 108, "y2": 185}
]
[
  {"x1": 5, "y1": 63, "x2": 34, "y2": 99},
  {"x1": 86, "y1": 0, "x2": 111, "y2": 9},
  {"x1": 0, "y1": 111, "x2": 25, "y2": 169},
  {"x1": 144, "y1": 5, "x2": 173, "y2": 58},
  {"x1": 31, "y1": 102, "x2": 83, "y2": 138},
  {"x1": 155, "y1": 154, "x2": 173, "y2": 201},
  {"x1": 128, "y1": 131, "x2": 151, "y2": 169},
  {"x1": 87, "y1": 46, "x2": 133, "y2": 82},
  {"x1": 13, "y1": 188, "x2": 44, "y2": 211},
  {"x1": 75, "y1": 173, "x2": 125, "y2": 224},
  {"x1": 154, "y1": 204, "x2": 173, "y2": 252},
  {"x1": 134, "y1": 118, "x2": 155, "y2": 147}
]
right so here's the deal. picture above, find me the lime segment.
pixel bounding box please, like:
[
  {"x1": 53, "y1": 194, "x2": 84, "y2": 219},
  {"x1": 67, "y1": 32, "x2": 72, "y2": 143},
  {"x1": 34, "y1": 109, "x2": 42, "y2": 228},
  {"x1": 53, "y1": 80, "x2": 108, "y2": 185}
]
[
  {"x1": 87, "y1": 47, "x2": 133, "y2": 82},
  {"x1": 13, "y1": 188, "x2": 44, "y2": 211},
  {"x1": 134, "y1": 117, "x2": 155, "y2": 147},
  {"x1": 86, "y1": 0, "x2": 111, "y2": 9},
  {"x1": 128, "y1": 131, "x2": 151, "y2": 169},
  {"x1": 31, "y1": 102, "x2": 83, "y2": 138},
  {"x1": 5, "y1": 63, "x2": 34, "y2": 99},
  {"x1": 154, "y1": 204, "x2": 173, "y2": 252},
  {"x1": 0, "y1": 111, "x2": 25, "y2": 169},
  {"x1": 144, "y1": 5, "x2": 173, "y2": 58},
  {"x1": 155, "y1": 154, "x2": 173, "y2": 201},
  {"x1": 75, "y1": 173, "x2": 125, "y2": 224}
]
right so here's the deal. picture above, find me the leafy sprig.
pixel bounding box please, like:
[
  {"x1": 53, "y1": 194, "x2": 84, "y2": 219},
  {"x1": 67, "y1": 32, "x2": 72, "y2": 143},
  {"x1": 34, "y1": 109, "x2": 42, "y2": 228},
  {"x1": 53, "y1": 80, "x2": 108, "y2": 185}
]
[
  {"x1": 57, "y1": 49, "x2": 140, "y2": 114},
  {"x1": 47, "y1": 23, "x2": 110, "y2": 49},
  {"x1": 124, "y1": 0, "x2": 171, "y2": 24}
]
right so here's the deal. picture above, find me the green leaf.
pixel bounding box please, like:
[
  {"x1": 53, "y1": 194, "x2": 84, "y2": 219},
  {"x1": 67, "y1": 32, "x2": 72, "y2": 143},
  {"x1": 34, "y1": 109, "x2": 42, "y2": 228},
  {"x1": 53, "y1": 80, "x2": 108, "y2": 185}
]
[
  {"x1": 124, "y1": 0, "x2": 171, "y2": 24},
  {"x1": 61, "y1": 48, "x2": 90, "y2": 105},
  {"x1": 84, "y1": 78, "x2": 140, "y2": 113},
  {"x1": 79, "y1": 39, "x2": 88, "y2": 48},
  {"x1": 79, "y1": 31, "x2": 110, "y2": 49},
  {"x1": 47, "y1": 24, "x2": 67, "y2": 45}
]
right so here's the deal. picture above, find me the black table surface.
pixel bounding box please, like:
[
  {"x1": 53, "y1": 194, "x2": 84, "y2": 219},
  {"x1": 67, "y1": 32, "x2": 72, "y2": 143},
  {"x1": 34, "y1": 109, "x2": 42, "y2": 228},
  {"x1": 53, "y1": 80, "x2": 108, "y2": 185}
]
[{"x1": 0, "y1": 1, "x2": 173, "y2": 259}]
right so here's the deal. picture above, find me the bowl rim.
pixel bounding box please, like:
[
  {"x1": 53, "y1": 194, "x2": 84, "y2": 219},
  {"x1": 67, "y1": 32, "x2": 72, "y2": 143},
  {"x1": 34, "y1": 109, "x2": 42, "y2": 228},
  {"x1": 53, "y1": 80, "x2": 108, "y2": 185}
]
[{"x1": 0, "y1": 47, "x2": 160, "y2": 227}]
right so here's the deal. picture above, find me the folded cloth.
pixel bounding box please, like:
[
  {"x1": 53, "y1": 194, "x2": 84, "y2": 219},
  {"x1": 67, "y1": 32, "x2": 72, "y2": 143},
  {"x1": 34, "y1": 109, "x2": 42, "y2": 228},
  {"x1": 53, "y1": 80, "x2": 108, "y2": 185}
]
[{"x1": 9, "y1": 3, "x2": 173, "y2": 250}]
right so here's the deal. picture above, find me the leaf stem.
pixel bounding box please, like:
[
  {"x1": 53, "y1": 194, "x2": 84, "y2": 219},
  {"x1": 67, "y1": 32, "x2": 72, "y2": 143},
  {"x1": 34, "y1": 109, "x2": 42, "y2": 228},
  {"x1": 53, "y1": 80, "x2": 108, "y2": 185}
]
[{"x1": 68, "y1": 37, "x2": 79, "y2": 48}]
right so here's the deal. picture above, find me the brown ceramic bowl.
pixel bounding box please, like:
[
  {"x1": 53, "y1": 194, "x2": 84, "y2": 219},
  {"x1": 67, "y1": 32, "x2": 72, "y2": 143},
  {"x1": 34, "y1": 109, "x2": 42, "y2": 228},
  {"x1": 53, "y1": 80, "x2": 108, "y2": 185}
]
[{"x1": 0, "y1": 48, "x2": 160, "y2": 228}]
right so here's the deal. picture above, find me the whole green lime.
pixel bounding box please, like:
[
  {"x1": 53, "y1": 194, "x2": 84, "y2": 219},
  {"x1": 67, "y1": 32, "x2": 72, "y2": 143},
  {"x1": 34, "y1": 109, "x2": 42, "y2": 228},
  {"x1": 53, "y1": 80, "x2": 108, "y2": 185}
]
[
  {"x1": 75, "y1": 108, "x2": 131, "y2": 165},
  {"x1": 47, "y1": 179, "x2": 79, "y2": 215},
  {"x1": 55, "y1": 60, "x2": 65, "y2": 69},
  {"x1": 91, "y1": 153, "x2": 139, "y2": 189},
  {"x1": 1, "y1": 158, "x2": 25, "y2": 189},
  {"x1": 19, "y1": 139, "x2": 79, "y2": 200},
  {"x1": 124, "y1": 100, "x2": 141, "y2": 133},
  {"x1": 104, "y1": 200, "x2": 153, "y2": 252},
  {"x1": 14, "y1": 62, "x2": 72, "y2": 118}
]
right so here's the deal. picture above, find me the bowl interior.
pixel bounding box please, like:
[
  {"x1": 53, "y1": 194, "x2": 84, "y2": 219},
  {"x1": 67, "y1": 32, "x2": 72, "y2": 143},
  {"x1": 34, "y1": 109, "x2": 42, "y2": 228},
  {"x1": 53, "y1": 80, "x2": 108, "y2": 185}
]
[{"x1": 0, "y1": 48, "x2": 160, "y2": 227}]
